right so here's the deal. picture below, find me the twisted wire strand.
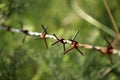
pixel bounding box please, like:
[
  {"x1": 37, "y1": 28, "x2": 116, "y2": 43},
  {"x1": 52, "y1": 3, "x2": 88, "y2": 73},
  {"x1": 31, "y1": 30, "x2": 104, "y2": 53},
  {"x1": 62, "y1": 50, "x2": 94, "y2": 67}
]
[{"x1": 0, "y1": 25, "x2": 120, "y2": 56}]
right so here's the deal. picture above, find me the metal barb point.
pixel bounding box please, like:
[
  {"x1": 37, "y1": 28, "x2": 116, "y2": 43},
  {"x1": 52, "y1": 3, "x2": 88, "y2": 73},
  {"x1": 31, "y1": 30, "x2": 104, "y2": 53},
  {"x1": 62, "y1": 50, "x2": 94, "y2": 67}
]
[
  {"x1": 64, "y1": 47, "x2": 74, "y2": 55},
  {"x1": 41, "y1": 24, "x2": 47, "y2": 34},
  {"x1": 64, "y1": 30, "x2": 83, "y2": 55},
  {"x1": 19, "y1": 22, "x2": 29, "y2": 43},
  {"x1": 64, "y1": 41, "x2": 83, "y2": 56},
  {"x1": 103, "y1": 36, "x2": 114, "y2": 64},
  {"x1": 72, "y1": 30, "x2": 79, "y2": 40},
  {"x1": 41, "y1": 24, "x2": 48, "y2": 49},
  {"x1": 76, "y1": 47, "x2": 83, "y2": 56},
  {"x1": 22, "y1": 35, "x2": 26, "y2": 43},
  {"x1": 107, "y1": 54, "x2": 113, "y2": 64},
  {"x1": 52, "y1": 34, "x2": 66, "y2": 51},
  {"x1": 103, "y1": 36, "x2": 113, "y2": 48},
  {"x1": 35, "y1": 24, "x2": 48, "y2": 49},
  {"x1": 44, "y1": 38, "x2": 48, "y2": 49}
]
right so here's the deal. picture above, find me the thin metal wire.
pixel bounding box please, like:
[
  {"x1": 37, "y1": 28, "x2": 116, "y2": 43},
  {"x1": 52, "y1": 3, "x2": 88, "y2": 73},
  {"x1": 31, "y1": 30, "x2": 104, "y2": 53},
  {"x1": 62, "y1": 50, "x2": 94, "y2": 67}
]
[{"x1": 0, "y1": 25, "x2": 120, "y2": 57}]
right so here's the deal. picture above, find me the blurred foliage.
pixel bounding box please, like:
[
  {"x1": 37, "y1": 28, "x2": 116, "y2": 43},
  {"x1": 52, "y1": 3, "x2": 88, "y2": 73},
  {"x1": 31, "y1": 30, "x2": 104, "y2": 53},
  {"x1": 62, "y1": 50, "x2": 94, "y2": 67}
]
[{"x1": 0, "y1": 0, "x2": 120, "y2": 80}]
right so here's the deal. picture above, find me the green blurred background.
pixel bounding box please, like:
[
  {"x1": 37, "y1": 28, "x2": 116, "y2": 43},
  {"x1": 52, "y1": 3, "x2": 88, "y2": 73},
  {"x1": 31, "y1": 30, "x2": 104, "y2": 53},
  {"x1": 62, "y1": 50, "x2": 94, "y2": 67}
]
[{"x1": 0, "y1": 0, "x2": 120, "y2": 80}]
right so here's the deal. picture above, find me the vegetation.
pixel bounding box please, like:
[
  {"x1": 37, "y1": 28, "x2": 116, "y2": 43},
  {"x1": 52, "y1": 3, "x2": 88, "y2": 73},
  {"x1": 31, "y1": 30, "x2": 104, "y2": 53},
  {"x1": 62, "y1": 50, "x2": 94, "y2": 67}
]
[{"x1": 0, "y1": 0, "x2": 120, "y2": 80}]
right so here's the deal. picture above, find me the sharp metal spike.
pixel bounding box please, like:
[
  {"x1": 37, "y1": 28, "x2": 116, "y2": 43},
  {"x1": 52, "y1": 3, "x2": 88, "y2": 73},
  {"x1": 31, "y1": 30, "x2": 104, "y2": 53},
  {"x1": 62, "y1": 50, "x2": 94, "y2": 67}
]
[
  {"x1": 51, "y1": 40, "x2": 60, "y2": 45},
  {"x1": 41, "y1": 24, "x2": 47, "y2": 33},
  {"x1": 19, "y1": 22, "x2": 27, "y2": 43},
  {"x1": 44, "y1": 38, "x2": 48, "y2": 49},
  {"x1": 103, "y1": 36, "x2": 113, "y2": 48},
  {"x1": 53, "y1": 34, "x2": 59, "y2": 40},
  {"x1": 63, "y1": 44, "x2": 65, "y2": 51},
  {"x1": 76, "y1": 47, "x2": 83, "y2": 56},
  {"x1": 107, "y1": 54, "x2": 113, "y2": 64},
  {"x1": 52, "y1": 34, "x2": 66, "y2": 52},
  {"x1": 51, "y1": 34, "x2": 60, "y2": 45},
  {"x1": 64, "y1": 47, "x2": 74, "y2": 55},
  {"x1": 22, "y1": 35, "x2": 26, "y2": 43},
  {"x1": 103, "y1": 36, "x2": 114, "y2": 64},
  {"x1": 104, "y1": 36, "x2": 110, "y2": 45},
  {"x1": 39, "y1": 24, "x2": 49, "y2": 49},
  {"x1": 72, "y1": 30, "x2": 79, "y2": 40}
]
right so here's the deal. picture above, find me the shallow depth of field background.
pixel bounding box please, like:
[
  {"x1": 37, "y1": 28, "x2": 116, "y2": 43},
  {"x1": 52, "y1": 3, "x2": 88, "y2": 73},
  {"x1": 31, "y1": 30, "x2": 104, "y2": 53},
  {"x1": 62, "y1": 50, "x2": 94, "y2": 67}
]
[{"x1": 0, "y1": 0, "x2": 120, "y2": 80}]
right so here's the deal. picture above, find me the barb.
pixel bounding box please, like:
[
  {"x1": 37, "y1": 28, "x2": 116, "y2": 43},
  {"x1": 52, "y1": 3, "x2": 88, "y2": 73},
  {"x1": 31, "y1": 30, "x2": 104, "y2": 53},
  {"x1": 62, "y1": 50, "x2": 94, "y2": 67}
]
[
  {"x1": 72, "y1": 30, "x2": 79, "y2": 40},
  {"x1": 64, "y1": 30, "x2": 83, "y2": 55},
  {"x1": 52, "y1": 34, "x2": 66, "y2": 51},
  {"x1": 1, "y1": 25, "x2": 120, "y2": 63},
  {"x1": 20, "y1": 22, "x2": 28, "y2": 43},
  {"x1": 35, "y1": 24, "x2": 48, "y2": 49},
  {"x1": 41, "y1": 25, "x2": 48, "y2": 49},
  {"x1": 2, "y1": 24, "x2": 13, "y2": 33},
  {"x1": 102, "y1": 36, "x2": 113, "y2": 64}
]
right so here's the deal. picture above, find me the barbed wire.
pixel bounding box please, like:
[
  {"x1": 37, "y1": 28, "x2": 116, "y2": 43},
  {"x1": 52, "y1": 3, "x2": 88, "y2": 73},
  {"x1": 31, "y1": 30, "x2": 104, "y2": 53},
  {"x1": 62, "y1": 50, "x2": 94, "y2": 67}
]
[{"x1": 0, "y1": 24, "x2": 120, "y2": 64}]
